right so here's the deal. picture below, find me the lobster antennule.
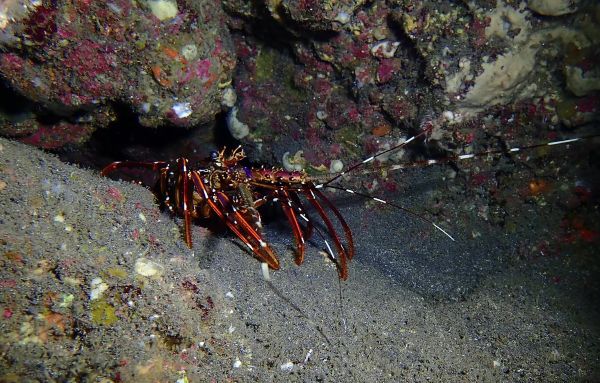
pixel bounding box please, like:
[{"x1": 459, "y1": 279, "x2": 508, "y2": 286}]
[{"x1": 100, "y1": 160, "x2": 169, "y2": 177}]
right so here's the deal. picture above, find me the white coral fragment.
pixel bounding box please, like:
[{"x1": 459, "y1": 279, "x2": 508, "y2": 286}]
[
  {"x1": 172, "y1": 102, "x2": 192, "y2": 119},
  {"x1": 370, "y1": 40, "x2": 400, "y2": 59},
  {"x1": 135, "y1": 258, "x2": 164, "y2": 277},
  {"x1": 226, "y1": 107, "x2": 250, "y2": 140},
  {"x1": 89, "y1": 277, "x2": 109, "y2": 300},
  {"x1": 147, "y1": 0, "x2": 178, "y2": 21},
  {"x1": 334, "y1": 11, "x2": 351, "y2": 24},
  {"x1": 528, "y1": 0, "x2": 579, "y2": 16},
  {"x1": 221, "y1": 87, "x2": 237, "y2": 108},
  {"x1": 282, "y1": 151, "x2": 305, "y2": 171},
  {"x1": 329, "y1": 159, "x2": 343, "y2": 174}
]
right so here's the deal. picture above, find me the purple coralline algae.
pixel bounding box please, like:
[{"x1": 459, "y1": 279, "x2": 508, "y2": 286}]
[{"x1": 223, "y1": 0, "x2": 599, "y2": 174}]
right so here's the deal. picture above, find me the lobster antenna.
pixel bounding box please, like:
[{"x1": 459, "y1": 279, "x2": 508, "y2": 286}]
[
  {"x1": 314, "y1": 128, "x2": 598, "y2": 243},
  {"x1": 384, "y1": 133, "x2": 600, "y2": 174},
  {"x1": 324, "y1": 184, "x2": 455, "y2": 241},
  {"x1": 316, "y1": 125, "x2": 434, "y2": 188},
  {"x1": 318, "y1": 129, "x2": 600, "y2": 188}
]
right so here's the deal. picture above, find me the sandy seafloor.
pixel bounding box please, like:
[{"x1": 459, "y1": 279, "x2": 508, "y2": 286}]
[{"x1": 0, "y1": 136, "x2": 599, "y2": 382}]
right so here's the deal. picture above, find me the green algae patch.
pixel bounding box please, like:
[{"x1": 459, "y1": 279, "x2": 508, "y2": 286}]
[
  {"x1": 105, "y1": 266, "x2": 128, "y2": 279},
  {"x1": 555, "y1": 99, "x2": 577, "y2": 121},
  {"x1": 90, "y1": 298, "x2": 118, "y2": 326},
  {"x1": 255, "y1": 48, "x2": 277, "y2": 83}
]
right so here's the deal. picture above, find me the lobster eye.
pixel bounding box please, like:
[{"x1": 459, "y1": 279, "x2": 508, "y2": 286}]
[{"x1": 209, "y1": 151, "x2": 218, "y2": 161}]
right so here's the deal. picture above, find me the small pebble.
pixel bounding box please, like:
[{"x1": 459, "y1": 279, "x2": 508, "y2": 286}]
[
  {"x1": 280, "y1": 361, "x2": 294, "y2": 372},
  {"x1": 135, "y1": 258, "x2": 164, "y2": 277},
  {"x1": 90, "y1": 277, "x2": 109, "y2": 300},
  {"x1": 180, "y1": 44, "x2": 198, "y2": 60},
  {"x1": 329, "y1": 159, "x2": 343, "y2": 173},
  {"x1": 334, "y1": 11, "x2": 350, "y2": 24},
  {"x1": 316, "y1": 110, "x2": 328, "y2": 120}
]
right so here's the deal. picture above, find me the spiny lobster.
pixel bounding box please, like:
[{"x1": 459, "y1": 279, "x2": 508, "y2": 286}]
[
  {"x1": 102, "y1": 145, "x2": 360, "y2": 279},
  {"x1": 101, "y1": 126, "x2": 593, "y2": 280}
]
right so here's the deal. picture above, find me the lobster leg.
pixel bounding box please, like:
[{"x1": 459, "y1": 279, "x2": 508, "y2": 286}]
[
  {"x1": 276, "y1": 189, "x2": 307, "y2": 265},
  {"x1": 177, "y1": 158, "x2": 193, "y2": 248},
  {"x1": 302, "y1": 184, "x2": 353, "y2": 280},
  {"x1": 310, "y1": 186, "x2": 355, "y2": 261},
  {"x1": 214, "y1": 191, "x2": 281, "y2": 270},
  {"x1": 251, "y1": 184, "x2": 314, "y2": 240},
  {"x1": 189, "y1": 172, "x2": 280, "y2": 270},
  {"x1": 287, "y1": 190, "x2": 314, "y2": 240}
]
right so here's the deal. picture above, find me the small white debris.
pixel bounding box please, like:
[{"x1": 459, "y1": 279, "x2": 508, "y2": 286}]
[
  {"x1": 316, "y1": 110, "x2": 328, "y2": 120},
  {"x1": 221, "y1": 87, "x2": 237, "y2": 108},
  {"x1": 147, "y1": 0, "x2": 178, "y2": 21},
  {"x1": 370, "y1": 40, "x2": 400, "y2": 58},
  {"x1": 89, "y1": 277, "x2": 109, "y2": 300},
  {"x1": 225, "y1": 291, "x2": 234, "y2": 298},
  {"x1": 280, "y1": 361, "x2": 294, "y2": 372},
  {"x1": 334, "y1": 11, "x2": 351, "y2": 24},
  {"x1": 226, "y1": 107, "x2": 250, "y2": 140},
  {"x1": 329, "y1": 159, "x2": 343, "y2": 173},
  {"x1": 180, "y1": 44, "x2": 198, "y2": 60},
  {"x1": 54, "y1": 214, "x2": 65, "y2": 223},
  {"x1": 172, "y1": 102, "x2": 192, "y2": 119},
  {"x1": 233, "y1": 358, "x2": 242, "y2": 368},
  {"x1": 303, "y1": 349, "x2": 313, "y2": 364},
  {"x1": 138, "y1": 213, "x2": 147, "y2": 223},
  {"x1": 228, "y1": 325, "x2": 236, "y2": 334},
  {"x1": 493, "y1": 360, "x2": 501, "y2": 368},
  {"x1": 135, "y1": 258, "x2": 164, "y2": 277},
  {"x1": 261, "y1": 262, "x2": 271, "y2": 281},
  {"x1": 442, "y1": 110, "x2": 455, "y2": 121}
]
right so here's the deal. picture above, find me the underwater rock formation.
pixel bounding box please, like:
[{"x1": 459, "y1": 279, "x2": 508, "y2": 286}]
[
  {"x1": 0, "y1": 1, "x2": 598, "y2": 164},
  {"x1": 0, "y1": 0, "x2": 235, "y2": 147}
]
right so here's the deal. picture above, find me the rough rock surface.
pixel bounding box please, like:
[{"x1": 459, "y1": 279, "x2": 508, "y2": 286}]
[{"x1": 0, "y1": 0, "x2": 235, "y2": 147}]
